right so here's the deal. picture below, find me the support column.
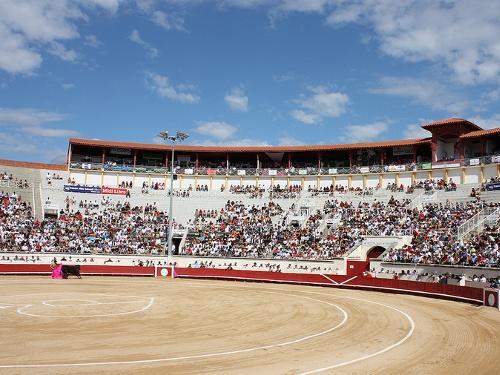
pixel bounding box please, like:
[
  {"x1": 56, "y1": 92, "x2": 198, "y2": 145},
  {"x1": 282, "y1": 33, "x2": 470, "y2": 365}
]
[
  {"x1": 288, "y1": 153, "x2": 292, "y2": 169},
  {"x1": 226, "y1": 153, "x2": 230, "y2": 171},
  {"x1": 101, "y1": 148, "x2": 106, "y2": 165},
  {"x1": 363, "y1": 175, "x2": 367, "y2": 189},
  {"x1": 133, "y1": 150, "x2": 137, "y2": 170},
  {"x1": 380, "y1": 149, "x2": 385, "y2": 165},
  {"x1": 348, "y1": 175, "x2": 352, "y2": 189},
  {"x1": 461, "y1": 167, "x2": 466, "y2": 184},
  {"x1": 349, "y1": 150, "x2": 353, "y2": 168},
  {"x1": 431, "y1": 137, "x2": 437, "y2": 162},
  {"x1": 256, "y1": 153, "x2": 260, "y2": 170},
  {"x1": 195, "y1": 153, "x2": 199, "y2": 169}
]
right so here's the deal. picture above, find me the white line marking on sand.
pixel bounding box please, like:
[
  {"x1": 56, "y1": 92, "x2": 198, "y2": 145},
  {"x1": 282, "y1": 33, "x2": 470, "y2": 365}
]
[
  {"x1": 16, "y1": 297, "x2": 155, "y2": 318},
  {"x1": 0, "y1": 280, "x2": 415, "y2": 372},
  {"x1": 0, "y1": 292, "x2": 347, "y2": 368}
]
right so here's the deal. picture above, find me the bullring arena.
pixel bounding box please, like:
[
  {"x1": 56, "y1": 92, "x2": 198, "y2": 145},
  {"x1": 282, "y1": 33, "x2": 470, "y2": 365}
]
[
  {"x1": 0, "y1": 276, "x2": 499, "y2": 375},
  {"x1": 1, "y1": 117, "x2": 500, "y2": 374}
]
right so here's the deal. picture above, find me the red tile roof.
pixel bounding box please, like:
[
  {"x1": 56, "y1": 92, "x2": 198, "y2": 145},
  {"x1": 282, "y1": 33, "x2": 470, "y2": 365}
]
[
  {"x1": 0, "y1": 159, "x2": 67, "y2": 170},
  {"x1": 69, "y1": 137, "x2": 431, "y2": 153},
  {"x1": 460, "y1": 127, "x2": 500, "y2": 139},
  {"x1": 422, "y1": 118, "x2": 482, "y2": 131}
]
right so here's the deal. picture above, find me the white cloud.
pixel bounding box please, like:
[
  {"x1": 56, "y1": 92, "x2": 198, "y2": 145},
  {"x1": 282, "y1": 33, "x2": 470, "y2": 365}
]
[
  {"x1": 291, "y1": 110, "x2": 320, "y2": 125},
  {"x1": 151, "y1": 10, "x2": 185, "y2": 31},
  {"x1": 292, "y1": 86, "x2": 349, "y2": 124},
  {"x1": 403, "y1": 124, "x2": 431, "y2": 139},
  {"x1": 278, "y1": 135, "x2": 304, "y2": 146},
  {"x1": 0, "y1": 0, "x2": 119, "y2": 74},
  {"x1": 273, "y1": 73, "x2": 295, "y2": 82},
  {"x1": 225, "y1": 87, "x2": 249, "y2": 112},
  {"x1": 0, "y1": 107, "x2": 77, "y2": 138},
  {"x1": 469, "y1": 115, "x2": 500, "y2": 130},
  {"x1": 0, "y1": 131, "x2": 37, "y2": 153},
  {"x1": 0, "y1": 108, "x2": 66, "y2": 126},
  {"x1": 369, "y1": 76, "x2": 470, "y2": 113},
  {"x1": 23, "y1": 126, "x2": 79, "y2": 137},
  {"x1": 190, "y1": 137, "x2": 270, "y2": 147},
  {"x1": 129, "y1": 29, "x2": 158, "y2": 58},
  {"x1": 145, "y1": 71, "x2": 200, "y2": 104},
  {"x1": 339, "y1": 121, "x2": 388, "y2": 143},
  {"x1": 326, "y1": 0, "x2": 500, "y2": 85},
  {"x1": 62, "y1": 83, "x2": 75, "y2": 90},
  {"x1": 84, "y1": 34, "x2": 102, "y2": 48},
  {"x1": 48, "y1": 41, "x2": 78, "y2": 61},
  {"x1": 195, "y1": 121, "x2": 237, "y2": 140}
]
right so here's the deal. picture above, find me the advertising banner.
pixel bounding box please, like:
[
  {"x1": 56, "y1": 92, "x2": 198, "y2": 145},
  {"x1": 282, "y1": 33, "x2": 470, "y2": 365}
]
[
  {"x1": 491, "y1": 155, "x2": 500, "y2": 163},
  {"x1": 298, "y1": 169, "x2": 308, "y2": 175},
  {"x1": 420, "y1": 162, "x2": 432, "y2": 170},
  {"x1": 393, "y1": 146, "x2": 413, "y2": 156},
  {"x1": 207, "y1": 169, "x2": 217, "y2": 175},
  {"x1": 360, "y1": 166, "x2": 370, "y2": 173},
  {"x1": 184, "y1": 168, "x2": 194, "y2": 175},
  {"x1": 328, "y1": 168, "x2": 338, "y2": 175},
  {"x1": 101, "y1": 187, "x2": 128, "y2": 195},
  {"x1": 63, "y1": 185, "x2": 101, "y2": 194},
  {"x1": 387, "y1": 165, "x2": 406, "y2": 172},
  {"x1": 486, "y1": 182, "x2": 500, "y2": 191},
  {"x1": 110, "y1": 148, "x2": 131, "y2": 156},
  {"x1": 237, "y1": 169, "x2": 246, "y2": 176},
  {"x1": 469, "y1": 158, "x2": 480, "y2": 166},
  {"x1": 268, "y1": 169, "x2": 277, "y2": 176},
  {"x1": 432, "y1": 162, "x2": 461, "y2": 169}
]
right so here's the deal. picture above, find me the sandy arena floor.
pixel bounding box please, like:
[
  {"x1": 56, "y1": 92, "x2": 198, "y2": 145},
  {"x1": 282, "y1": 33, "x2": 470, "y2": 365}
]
[{"x1": 0, "y1": 276, "x2": 498, "y2": 375}]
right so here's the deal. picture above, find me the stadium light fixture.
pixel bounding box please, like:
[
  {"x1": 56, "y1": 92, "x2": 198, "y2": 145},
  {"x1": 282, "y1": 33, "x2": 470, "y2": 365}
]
[{"x1": 158, "y1": 130, "x2": 190, "y2": 260}]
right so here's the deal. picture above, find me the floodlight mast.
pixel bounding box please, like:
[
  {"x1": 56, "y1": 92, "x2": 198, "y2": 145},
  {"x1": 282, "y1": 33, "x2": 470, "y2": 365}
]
[{"x1": 157, "y1": 130, "x2": 189, "y2": 261}]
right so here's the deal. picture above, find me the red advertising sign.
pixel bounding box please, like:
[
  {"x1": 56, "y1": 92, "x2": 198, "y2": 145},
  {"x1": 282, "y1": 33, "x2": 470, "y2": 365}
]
[
  {"x1": 207, "y1": 169, "x2": 217, "y2": 175},
  {"x1": 101, "y1": 187, "x2": 128, "y2": 195}
]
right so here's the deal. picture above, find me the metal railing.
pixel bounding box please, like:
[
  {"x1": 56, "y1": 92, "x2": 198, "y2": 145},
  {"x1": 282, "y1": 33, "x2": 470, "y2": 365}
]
[
  {"x1": 69, "y1": 153, "x2": 500, "y2": 176},
  {"x1": 456, "y1": 206, "x2": 497, "y2": 239}
]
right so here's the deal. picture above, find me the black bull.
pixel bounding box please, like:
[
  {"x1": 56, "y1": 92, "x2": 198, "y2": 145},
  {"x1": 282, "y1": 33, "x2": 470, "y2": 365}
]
[{"x1": 61, "y1": 265, "x2": 81, "y2": 279}]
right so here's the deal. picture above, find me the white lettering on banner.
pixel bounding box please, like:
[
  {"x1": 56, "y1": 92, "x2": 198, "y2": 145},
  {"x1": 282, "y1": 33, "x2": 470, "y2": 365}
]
[
  {"x1": 491, "y1": 155, "x2": 500, "y2": 163},
  {"x1": 237, "y1": 170, "x2": 246, "y2": 176},
  {"x1": 387, "y1": 165, "x2": 406, "y2": 172},
  {"x1": 432, "y1": 162, "x2": 461, "y2": 169},
  {"x1": 184, "y1": 168, "x2": 194, "y2": 175},
  {"x1": 360, "y1": 167, "x2": 370, "y2": 173},
  {"x1": 110, "y1": 148, "x2": 131, "y2": 156},
  {"x1": 469, "y1": 158, "x2": 480, "y2": 166},
  {"x1": 268, "y1": 169, "x2": 277, "y2": 176},
  {"x1": 328, "y1": 168, "x2": 337, "y2": 175},
  {"x1": 299, "y1": 169, "x2": 307, "y2": 175},
  {"x1": 101, "y1": 187, "x2": 128, "y2": 195},
  {"x1": 393, "y1": 146, "x2": 413, "y2": 156}
]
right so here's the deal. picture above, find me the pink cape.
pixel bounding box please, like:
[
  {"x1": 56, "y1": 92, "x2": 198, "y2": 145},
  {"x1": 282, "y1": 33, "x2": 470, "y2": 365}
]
[{"x1": 51, "y1": 264, "x2": 63, "y2": 279}]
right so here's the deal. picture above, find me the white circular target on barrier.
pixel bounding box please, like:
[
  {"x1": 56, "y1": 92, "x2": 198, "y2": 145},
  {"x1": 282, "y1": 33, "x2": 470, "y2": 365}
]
[
  {"x1": 487, "y1": 293, "x2": 495, "y2": 306},
  {"x1": 160, "y1": 268, "x2": 168, "y2": 277}
]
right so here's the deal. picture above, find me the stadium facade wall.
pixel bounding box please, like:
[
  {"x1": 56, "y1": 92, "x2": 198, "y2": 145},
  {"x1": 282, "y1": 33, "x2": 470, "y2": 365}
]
[
  {"x1": 0, "y1": 262, "x2": 486, "y2": 305},
  {"x1": 66, "y1": 164, "x2": 500, "y2": 190}
]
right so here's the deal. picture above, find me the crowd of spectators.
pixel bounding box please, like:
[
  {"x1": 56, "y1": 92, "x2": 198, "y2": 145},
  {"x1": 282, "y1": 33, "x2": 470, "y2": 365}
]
[
  {"x1": 2, "y1": 172, "x2": 30, "y2": 189},
  {"x1": 383, "y1": 217, "x2": 500, "y2": 268},
  {"x1": 0, "y1": 193, "x2": 185, "y2": 255}
]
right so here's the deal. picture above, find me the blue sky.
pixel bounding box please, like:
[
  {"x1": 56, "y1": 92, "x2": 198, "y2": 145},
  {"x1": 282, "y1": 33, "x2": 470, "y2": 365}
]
[{"x1": 1, "y1": 0, "x2": 500, "y2": 162}]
